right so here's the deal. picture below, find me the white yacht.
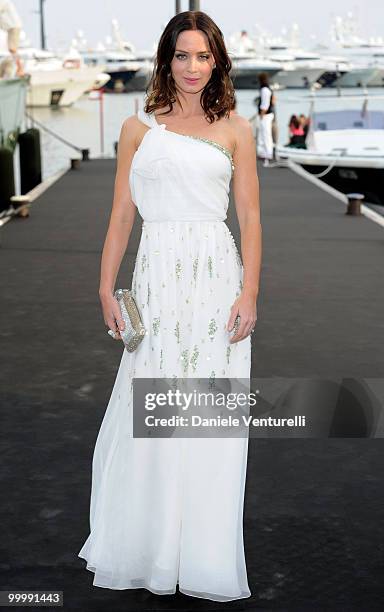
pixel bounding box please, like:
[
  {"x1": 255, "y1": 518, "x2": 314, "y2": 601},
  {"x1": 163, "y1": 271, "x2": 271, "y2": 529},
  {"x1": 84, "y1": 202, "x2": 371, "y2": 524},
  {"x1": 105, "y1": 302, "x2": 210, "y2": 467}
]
[
  {"x1": 1, "y1": 34, "x2": 110, "y2": 107},
  {"x1": 229, "y1": 54, "x2": 282, "y2": 89},
  {"x1": 227, "y1": 31, "x2": 287, "y2": 88},
  {"x1": 332, "y1": 65, "x2": 380, "y2": 88},
  {"x1": 276, "y1": 93, "x2": 384, "y2": 207},
  {"x1": 324, "y1": 13, "x2": 384, "y2": 87},
  {"x1": 266, "y1": 48, "x2": 326, "y2": 89},
  {"x1": 74, "y1": 24, "x2": 144, "y2": 92},
  {"x1": 242, "y1": 25, "x2": 331, "y2": 89},
  {"x1": 17, "y1": 44, "x2": 109, "y2": 106}
]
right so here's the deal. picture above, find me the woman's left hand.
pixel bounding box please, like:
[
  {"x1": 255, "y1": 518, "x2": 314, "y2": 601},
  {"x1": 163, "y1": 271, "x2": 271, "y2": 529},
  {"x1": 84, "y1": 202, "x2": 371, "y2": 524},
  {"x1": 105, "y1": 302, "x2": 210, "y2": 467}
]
[{"x1": 227, "y1": 292, "x2": 257, "y2": 344}]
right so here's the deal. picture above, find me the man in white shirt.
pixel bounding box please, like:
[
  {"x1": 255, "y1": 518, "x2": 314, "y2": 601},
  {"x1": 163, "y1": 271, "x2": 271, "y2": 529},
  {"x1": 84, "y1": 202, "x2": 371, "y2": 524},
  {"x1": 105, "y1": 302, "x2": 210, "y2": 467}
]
[
  {"x1": 256, "y1": 73, "x2": 275, "y2": 167},
  {"x1": 0, "y1": 0, "x2": 23, "y2": 77}
]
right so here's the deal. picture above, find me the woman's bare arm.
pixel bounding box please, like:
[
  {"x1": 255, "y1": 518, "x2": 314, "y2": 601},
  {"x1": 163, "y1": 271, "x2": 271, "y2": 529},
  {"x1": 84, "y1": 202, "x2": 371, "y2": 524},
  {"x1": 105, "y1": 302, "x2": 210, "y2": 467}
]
[
  {"x1": 99, "y1": 115, "x2": 139, "y2": 298},
  {"x1": 99, "y1": 115, "x2": 140, "y2": 338},
  {"x1": 227, "y1": 114, "x2": 262, "y2": 342}
]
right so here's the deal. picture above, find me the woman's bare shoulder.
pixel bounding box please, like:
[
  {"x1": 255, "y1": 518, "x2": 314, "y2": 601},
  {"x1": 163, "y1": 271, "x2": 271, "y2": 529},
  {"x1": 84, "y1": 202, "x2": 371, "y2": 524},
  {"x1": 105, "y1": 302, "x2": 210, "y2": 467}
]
[
  {"x1": 228, "y1": 112, "x2": 253, "y2": 135},
  {"x1": 120, "y1": 113, "x2": 143, "y2": 132},
  {"x1": 227, "y1": 112, "x2": 254, "y2": 150},
  {"x1": 119, "y1": 114, "x2": 148, "y2": 150}
]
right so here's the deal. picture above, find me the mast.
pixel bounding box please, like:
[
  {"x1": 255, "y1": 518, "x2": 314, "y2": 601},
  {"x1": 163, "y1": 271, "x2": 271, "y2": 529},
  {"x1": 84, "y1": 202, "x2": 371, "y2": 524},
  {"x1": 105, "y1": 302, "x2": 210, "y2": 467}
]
[{"x1": 39, "y1": 0, "x2": 46, "y2": 49}]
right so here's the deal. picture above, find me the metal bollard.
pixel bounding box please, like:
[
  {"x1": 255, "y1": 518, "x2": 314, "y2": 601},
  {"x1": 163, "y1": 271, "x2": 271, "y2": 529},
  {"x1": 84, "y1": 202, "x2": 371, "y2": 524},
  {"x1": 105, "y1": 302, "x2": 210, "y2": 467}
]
[
  {"x1": 11, "y1": 195, "x2": 30, "y2": 218},
  {"x1": 70, "y1": 158, "x2": 81, "y2": 170},
  {"x1": 82, "y1": 148, "x2": 90, "y2": 161},
  {"x1": 18, "y1": 128, "x2": 42, "y2": 194},
  {"x1": 346, "y1": 192, "x2": 364, "y2": 216}
]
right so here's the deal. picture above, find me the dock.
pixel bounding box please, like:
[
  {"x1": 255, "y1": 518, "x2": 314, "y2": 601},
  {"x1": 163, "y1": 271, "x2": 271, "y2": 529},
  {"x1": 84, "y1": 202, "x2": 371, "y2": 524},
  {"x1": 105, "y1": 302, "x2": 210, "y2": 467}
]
[{"x1": 1, "y1": 157, "x2": 383, "y2": 610}]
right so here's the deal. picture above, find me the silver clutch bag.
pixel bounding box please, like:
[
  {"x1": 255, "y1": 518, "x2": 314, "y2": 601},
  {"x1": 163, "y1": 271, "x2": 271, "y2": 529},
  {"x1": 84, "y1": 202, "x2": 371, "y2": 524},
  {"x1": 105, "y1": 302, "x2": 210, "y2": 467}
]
[{"x1": 110, "y1": 289, "x2": 146, "y2": 352}]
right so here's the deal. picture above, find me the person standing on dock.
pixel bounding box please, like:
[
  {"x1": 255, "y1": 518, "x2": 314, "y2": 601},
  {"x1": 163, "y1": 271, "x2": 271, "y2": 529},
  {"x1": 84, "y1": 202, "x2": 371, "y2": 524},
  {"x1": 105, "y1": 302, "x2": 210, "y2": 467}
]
[
  {"x1": 256, "y1": 72, "x2": 275, "y2": 166},
  {"x1": 0, "y1": 0, "x2": 24, "y2": 77}
]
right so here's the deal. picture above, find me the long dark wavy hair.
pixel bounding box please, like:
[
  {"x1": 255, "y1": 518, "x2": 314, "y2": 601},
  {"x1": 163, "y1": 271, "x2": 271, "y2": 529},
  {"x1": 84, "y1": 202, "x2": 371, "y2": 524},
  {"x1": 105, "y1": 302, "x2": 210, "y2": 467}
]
[{"x1": 144, "y1": 11, "x2": 235, "y2": 123}]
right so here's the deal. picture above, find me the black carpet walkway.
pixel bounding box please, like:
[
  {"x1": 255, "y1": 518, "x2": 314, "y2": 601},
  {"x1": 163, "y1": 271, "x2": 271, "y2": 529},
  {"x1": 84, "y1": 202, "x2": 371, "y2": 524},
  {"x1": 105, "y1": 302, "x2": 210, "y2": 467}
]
[{"x1": 1, "y1": 158, "x2": 383, "y2": 611}]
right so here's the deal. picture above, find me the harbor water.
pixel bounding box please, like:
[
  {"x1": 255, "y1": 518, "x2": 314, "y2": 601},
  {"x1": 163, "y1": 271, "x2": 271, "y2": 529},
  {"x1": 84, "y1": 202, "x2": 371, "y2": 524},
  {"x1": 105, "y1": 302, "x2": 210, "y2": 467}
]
[{"x1": 25, "y1": 87, "x2": 384, "y2": 181}]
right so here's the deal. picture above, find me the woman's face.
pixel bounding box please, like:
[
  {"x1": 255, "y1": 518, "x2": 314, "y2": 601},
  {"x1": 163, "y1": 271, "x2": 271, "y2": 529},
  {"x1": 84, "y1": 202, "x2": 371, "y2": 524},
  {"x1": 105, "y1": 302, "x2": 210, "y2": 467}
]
[{"x1": 170, "y1": 29, "x2": 215, "y2": 94}]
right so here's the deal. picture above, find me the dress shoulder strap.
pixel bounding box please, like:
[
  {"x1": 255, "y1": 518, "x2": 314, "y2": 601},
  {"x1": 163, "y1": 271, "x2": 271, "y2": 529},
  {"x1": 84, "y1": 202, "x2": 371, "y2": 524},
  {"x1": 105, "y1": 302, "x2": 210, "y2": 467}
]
[{"x1": 137, "y1": 108, "x2": 155, "y2": 128}]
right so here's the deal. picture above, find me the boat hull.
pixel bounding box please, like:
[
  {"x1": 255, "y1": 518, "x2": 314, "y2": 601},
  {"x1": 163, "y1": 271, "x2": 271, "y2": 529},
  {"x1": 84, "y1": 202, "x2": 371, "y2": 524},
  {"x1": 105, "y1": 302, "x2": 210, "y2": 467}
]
[{"x1": 301, "y1": 163, "x2": 384, "y2": 207}]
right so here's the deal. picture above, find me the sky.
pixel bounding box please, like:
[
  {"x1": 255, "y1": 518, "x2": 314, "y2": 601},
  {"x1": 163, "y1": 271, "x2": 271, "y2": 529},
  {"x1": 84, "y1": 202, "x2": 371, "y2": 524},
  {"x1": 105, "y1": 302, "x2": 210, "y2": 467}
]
[{"x1": 9, "y1": 0, "x2": 384, "y2": 53}]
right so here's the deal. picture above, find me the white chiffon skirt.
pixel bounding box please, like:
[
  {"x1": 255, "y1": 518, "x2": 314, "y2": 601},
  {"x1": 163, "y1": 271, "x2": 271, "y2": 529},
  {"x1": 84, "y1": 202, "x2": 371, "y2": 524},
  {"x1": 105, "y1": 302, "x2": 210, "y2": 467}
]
[{"x1": 78, "y1": 220, "x2": 252, "y2": 602}]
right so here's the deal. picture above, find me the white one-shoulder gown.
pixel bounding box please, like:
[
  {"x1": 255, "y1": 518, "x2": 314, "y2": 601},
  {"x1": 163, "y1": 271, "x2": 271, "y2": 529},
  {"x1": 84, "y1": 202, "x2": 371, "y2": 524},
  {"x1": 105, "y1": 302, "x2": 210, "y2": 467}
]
[{"x1": 78, "y1": 109, "x2": 252, "y2": 602}]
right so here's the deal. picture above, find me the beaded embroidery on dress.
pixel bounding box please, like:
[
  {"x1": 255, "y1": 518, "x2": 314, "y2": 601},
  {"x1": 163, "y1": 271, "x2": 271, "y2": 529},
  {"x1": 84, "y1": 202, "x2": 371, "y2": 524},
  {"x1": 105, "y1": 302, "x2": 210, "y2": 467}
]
[{"x1": 78, "y1": 109, "x2": 252, "y2": 602}]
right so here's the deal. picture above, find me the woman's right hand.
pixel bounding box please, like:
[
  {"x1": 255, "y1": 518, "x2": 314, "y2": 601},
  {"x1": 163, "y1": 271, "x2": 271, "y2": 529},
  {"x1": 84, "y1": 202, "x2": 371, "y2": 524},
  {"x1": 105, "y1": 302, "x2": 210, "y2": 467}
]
[{"x1": 99, "y1": 291, "x2": 125, "y2": 340}]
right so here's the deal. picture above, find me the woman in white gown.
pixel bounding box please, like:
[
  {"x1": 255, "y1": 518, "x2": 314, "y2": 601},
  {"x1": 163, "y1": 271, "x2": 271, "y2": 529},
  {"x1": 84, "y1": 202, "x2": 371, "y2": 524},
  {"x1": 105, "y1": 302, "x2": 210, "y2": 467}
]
[{"x1": 78, "y1": 10, "x2": 262, "y2": 603}]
